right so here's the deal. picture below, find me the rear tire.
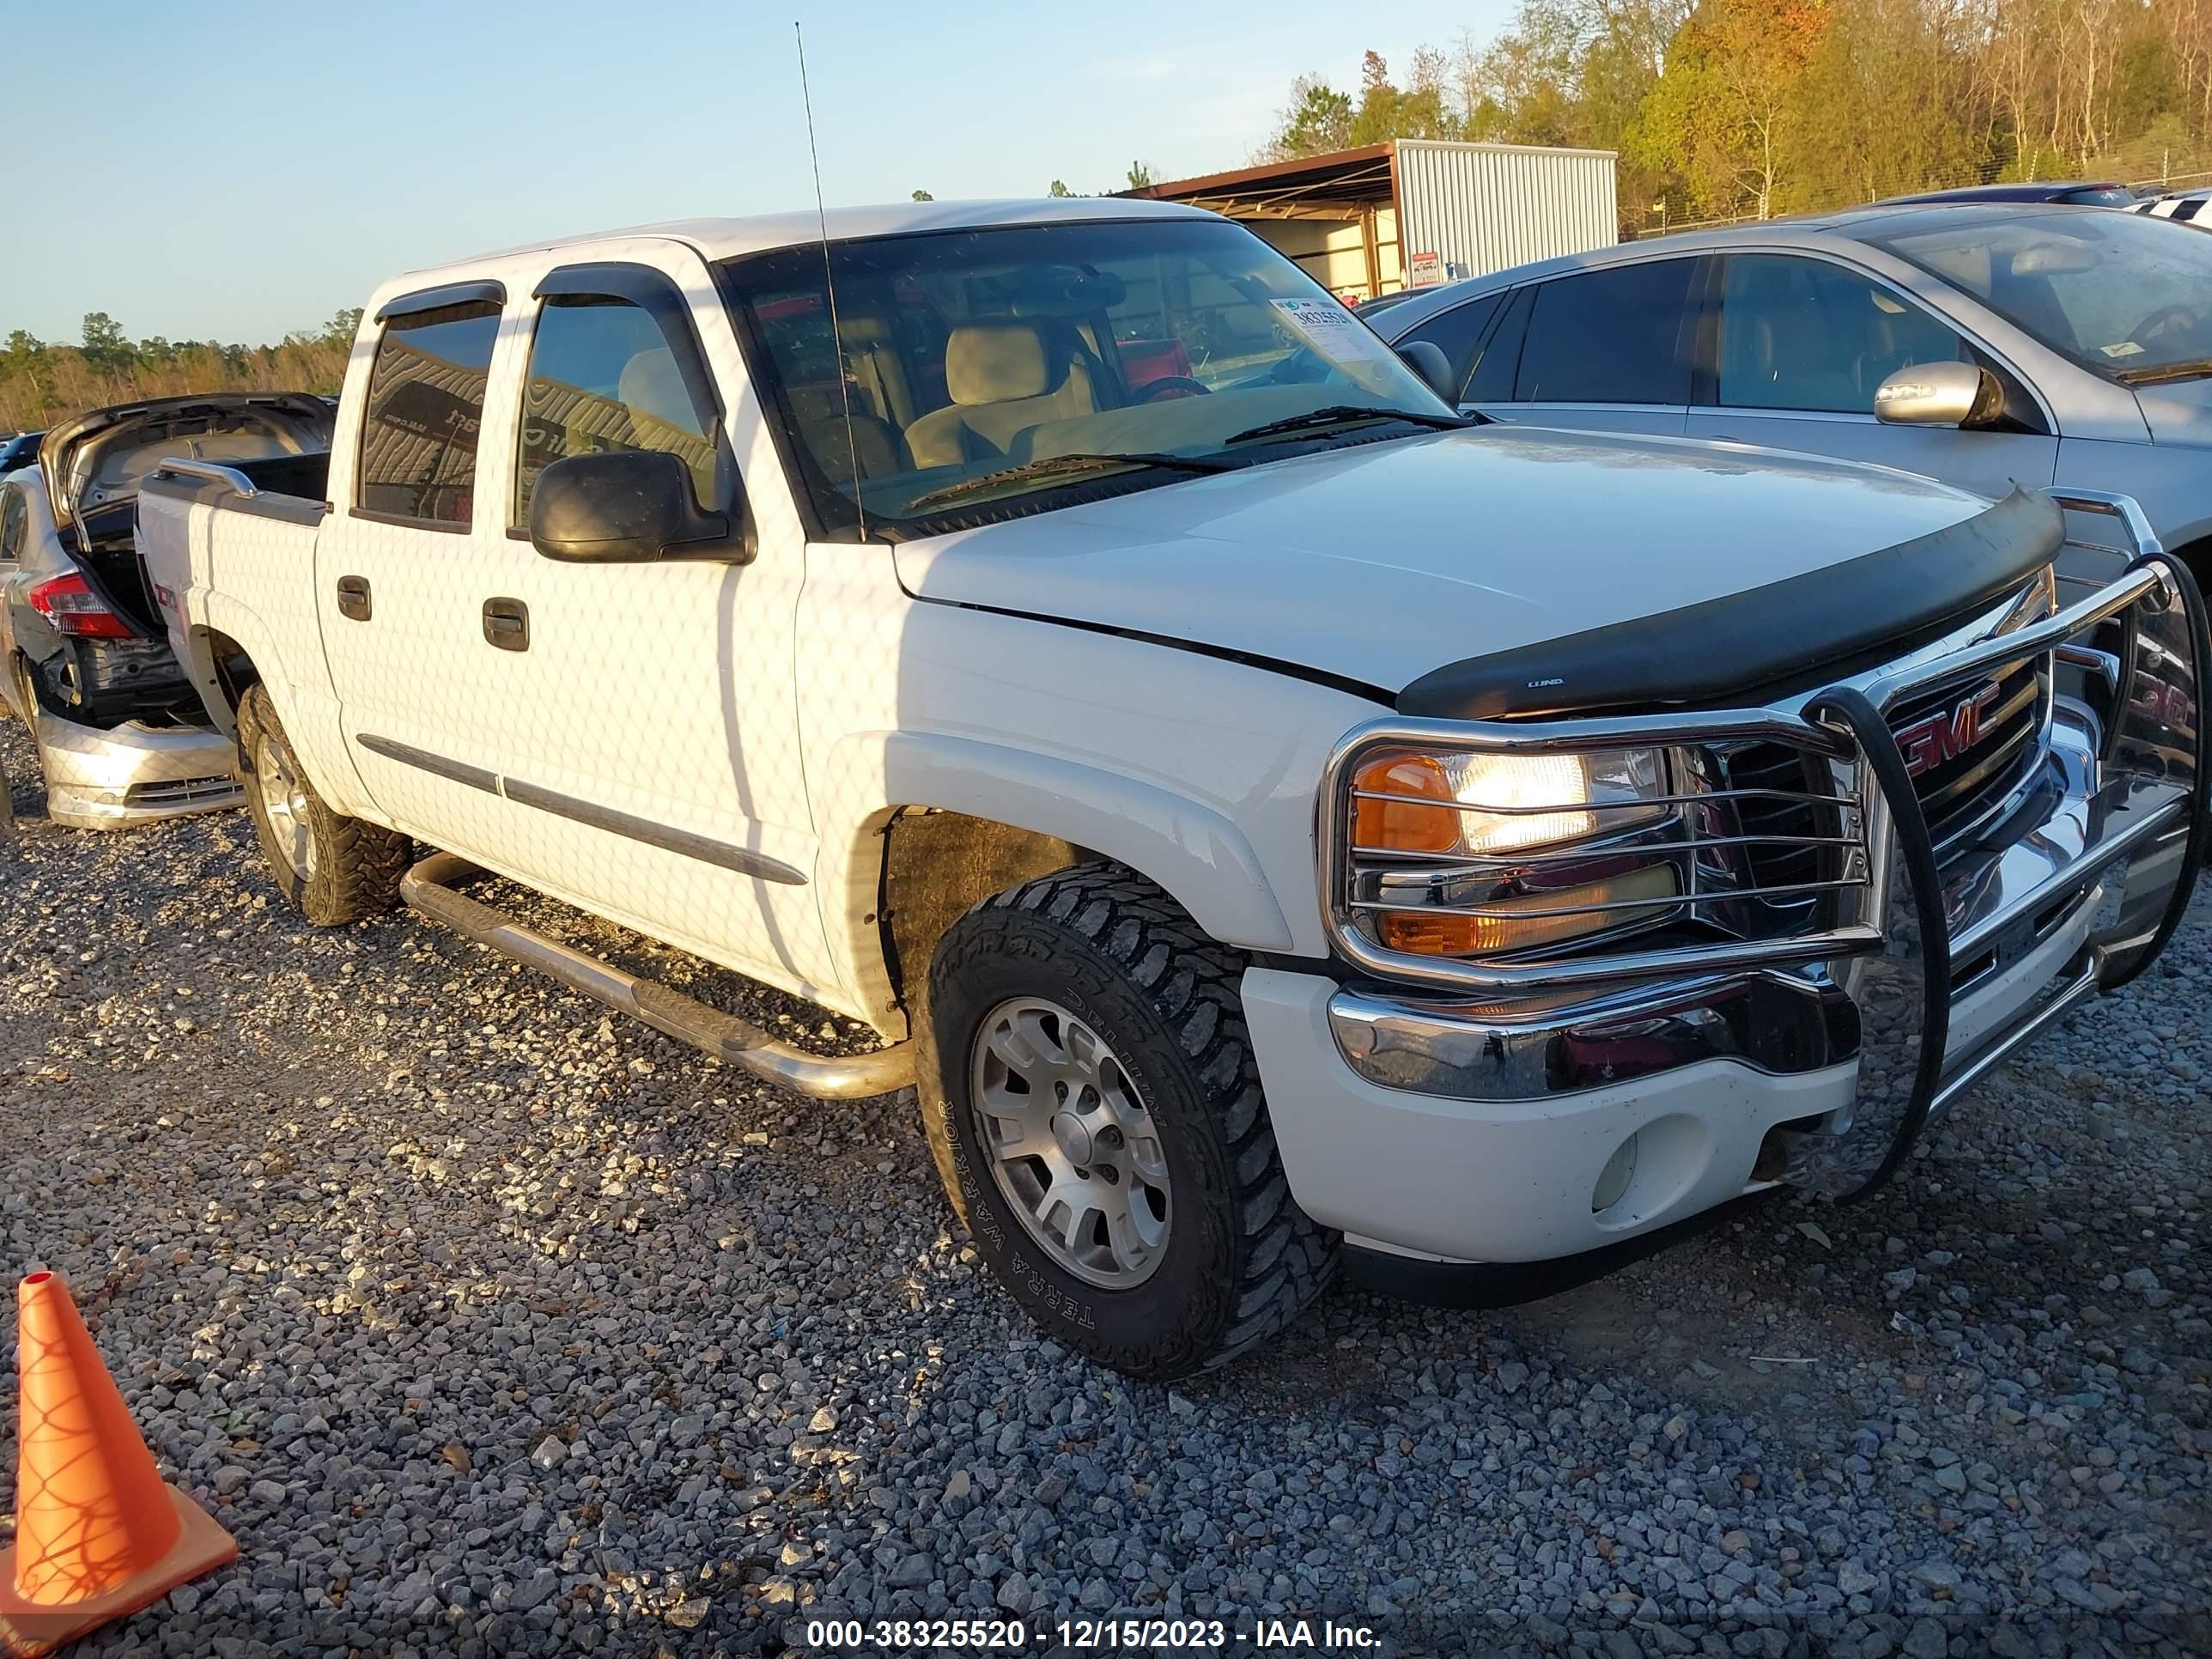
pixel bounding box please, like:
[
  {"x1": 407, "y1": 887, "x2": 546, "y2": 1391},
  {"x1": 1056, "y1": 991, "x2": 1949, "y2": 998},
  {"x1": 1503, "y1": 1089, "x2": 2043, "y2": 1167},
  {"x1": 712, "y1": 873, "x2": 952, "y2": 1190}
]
[
  {"x1": 236, "y1": 684, "x2": 409, "y2": 926},
  {"x1": 919, "y1": 863, "x2": 1336, "y2": 1380},
  {"x1": 6, "y1": 655, "x2": 51, "y2": 790}
]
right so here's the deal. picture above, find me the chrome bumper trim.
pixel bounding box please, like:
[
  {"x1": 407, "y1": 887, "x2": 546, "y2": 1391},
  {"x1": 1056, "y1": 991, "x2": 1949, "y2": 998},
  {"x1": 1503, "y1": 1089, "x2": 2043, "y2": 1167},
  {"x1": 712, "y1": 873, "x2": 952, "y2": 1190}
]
[
  {"x1": 1929, "y1": 958, "x2": 2100, "y2": 1120},
  {"x1": 1328, "y1": 969, "x2": 1859, "y2": 1101}
]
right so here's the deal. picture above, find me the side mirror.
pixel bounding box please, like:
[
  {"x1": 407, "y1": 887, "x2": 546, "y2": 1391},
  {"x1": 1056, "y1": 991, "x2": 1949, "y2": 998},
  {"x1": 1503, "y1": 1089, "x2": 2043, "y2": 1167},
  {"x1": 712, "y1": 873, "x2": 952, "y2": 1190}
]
[
  {"x1": 1874, "y1": 361, "x2": 2008, "y2": 430},
  {"x1": 527, "y1": 448, "x2": 741, "y2": 564},
  {"x1": 1395, "y1": 339, "x2": 1459, "y2": 405}
]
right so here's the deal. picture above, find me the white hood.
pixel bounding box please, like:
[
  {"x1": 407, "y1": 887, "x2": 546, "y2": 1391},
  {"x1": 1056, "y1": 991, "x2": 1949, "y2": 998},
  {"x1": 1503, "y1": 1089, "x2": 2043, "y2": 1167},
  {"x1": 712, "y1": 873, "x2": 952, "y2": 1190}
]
[{"x1": 893, "y1": 427, "x2": 1995, "y2": 695}]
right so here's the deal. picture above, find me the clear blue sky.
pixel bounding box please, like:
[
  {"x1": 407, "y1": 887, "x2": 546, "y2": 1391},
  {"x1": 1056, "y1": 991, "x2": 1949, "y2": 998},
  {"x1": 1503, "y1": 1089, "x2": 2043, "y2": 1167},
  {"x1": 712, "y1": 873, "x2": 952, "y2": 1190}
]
[{"x1": 0, "y1": 0, "x2": 1510, "y2": 346}]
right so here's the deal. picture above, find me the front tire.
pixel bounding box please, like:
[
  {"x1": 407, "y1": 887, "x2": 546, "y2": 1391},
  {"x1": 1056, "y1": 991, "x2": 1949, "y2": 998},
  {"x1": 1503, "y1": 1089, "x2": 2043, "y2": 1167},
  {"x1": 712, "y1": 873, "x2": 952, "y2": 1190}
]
[
  {"x1": 920, "y1": 864, "x2": 1336, "y2": 1379},
  {"x1": 236, "y1": 684, "x2": 410, "y2": 926}
]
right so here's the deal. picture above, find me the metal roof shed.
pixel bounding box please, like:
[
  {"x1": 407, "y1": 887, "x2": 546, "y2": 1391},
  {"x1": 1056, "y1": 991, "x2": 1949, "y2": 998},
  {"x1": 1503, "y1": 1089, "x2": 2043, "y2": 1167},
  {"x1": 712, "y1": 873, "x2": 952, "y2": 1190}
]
[{"x1": 1126, "y1": 140, "x2": 1618, "y2": 304}]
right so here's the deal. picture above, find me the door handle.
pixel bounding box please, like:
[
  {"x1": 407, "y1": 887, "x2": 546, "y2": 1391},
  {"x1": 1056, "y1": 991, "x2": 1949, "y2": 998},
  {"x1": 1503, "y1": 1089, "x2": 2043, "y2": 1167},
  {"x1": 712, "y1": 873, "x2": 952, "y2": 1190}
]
[
  {"x1": 482, "y1": 598, "x2": 531, "y2": 652},
  {"x1": 336, "y1": 575, "x2": 372, "y2": 622}
]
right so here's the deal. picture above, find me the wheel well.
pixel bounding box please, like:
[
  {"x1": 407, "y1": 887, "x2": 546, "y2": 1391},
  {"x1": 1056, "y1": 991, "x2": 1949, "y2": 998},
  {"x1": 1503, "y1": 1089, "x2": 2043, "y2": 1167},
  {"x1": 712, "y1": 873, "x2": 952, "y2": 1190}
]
[
  {"x1": 878, "y1": 810, "x2": 1096, "y2": 1019},
  {"x1": 7, "y1": 648, "x2": 42, "y2": 717},
  {"x1": 2168, "y1": 533, "x2": 2212, "y2": 593},
  {"x1": 200, "y1": 629, "x2": 261, "y2": 719}
]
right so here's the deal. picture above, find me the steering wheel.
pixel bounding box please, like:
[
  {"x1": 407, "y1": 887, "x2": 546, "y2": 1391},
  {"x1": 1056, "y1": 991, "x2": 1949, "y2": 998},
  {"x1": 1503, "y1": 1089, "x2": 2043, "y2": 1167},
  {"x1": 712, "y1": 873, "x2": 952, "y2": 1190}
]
[
  {"x1": 1129, "y1": 375, "x2": 1212, "y2": 403},
  {"x1": 2132, "y1": 303, "x2": 2201, "y2": 343}
]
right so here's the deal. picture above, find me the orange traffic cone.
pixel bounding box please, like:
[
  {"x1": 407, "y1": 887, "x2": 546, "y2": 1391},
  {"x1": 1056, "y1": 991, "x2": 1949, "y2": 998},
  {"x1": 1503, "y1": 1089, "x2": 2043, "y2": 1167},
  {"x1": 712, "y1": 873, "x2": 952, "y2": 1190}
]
[{"x1": 0, "y1": 1273, "x2": 235, "y2": 1657}]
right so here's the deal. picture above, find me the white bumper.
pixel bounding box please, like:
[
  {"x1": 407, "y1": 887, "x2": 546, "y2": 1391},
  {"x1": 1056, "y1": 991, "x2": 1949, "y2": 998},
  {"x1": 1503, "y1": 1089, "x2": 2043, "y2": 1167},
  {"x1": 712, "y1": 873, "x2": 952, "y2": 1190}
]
[
  {"x1": 1241, "y1": 884, "x2": 2106, "y2": 1266},
  {"x1": 1244, "y1": 965, "x2": 1854, "y2": 1262},
  {"x1": 31, "y1": 712, "x2": 242, "y2": 830}
]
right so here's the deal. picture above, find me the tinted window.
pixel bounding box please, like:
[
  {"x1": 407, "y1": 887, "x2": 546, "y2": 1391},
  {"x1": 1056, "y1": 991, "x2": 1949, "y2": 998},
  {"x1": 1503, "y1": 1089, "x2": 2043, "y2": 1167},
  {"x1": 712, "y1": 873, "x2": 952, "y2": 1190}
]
[
  {"x1": 1466, "y1": 287, "x2": 1532, "y2": 403},
  {"x1": 1717, "y1": 255, "x2": 1965, "y2": 413},
  {"x1": 2057, "y1": 186, "x2": 2136, "y2": 208},
  {"x1": 515, "y1": 295, "x2": 718, "y2": 522},
  {"x1": 1399, "y1": 293, "x2": 1504, "y2": 401},
  {"x1": 1514, "y1": 260, "x2": 1694, "y2": 404},
  {"x1": 0, "y1": 486, "x2": 24, "y2": 562},
  {"x1": 356, "y1": 301, "x2": 501, "y2": 526}
]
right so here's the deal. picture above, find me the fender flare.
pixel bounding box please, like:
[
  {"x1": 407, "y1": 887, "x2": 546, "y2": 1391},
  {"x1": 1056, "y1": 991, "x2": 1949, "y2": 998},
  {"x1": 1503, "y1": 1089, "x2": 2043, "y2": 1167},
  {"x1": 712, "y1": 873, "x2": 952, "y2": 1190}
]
[
  {"x1": 190, "y1": 593, "x2": 374, "y2": 819},
  {"x1": 817, "y1": 729, "x2": 1297, "y2": 953}
]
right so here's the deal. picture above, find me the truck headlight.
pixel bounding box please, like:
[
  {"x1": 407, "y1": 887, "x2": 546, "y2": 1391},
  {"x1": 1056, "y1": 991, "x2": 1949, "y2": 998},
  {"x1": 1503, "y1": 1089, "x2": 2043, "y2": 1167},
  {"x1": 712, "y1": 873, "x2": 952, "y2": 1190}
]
[{"x1": 1346, "y1": 745, "x2": 1679, "y2": 956}]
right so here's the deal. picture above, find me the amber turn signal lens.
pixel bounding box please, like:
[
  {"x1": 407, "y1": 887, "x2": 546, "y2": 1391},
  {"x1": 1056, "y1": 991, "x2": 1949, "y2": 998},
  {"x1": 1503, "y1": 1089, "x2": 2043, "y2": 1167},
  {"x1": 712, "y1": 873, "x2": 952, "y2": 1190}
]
[
  {"x1": 1376, "y1": 865, "x2": 1680, "y2": 957},
  {"x1": 1376, "y1": 910, "x2": 1485, "y2": 955},
  {"x1": 1352, "y1": 754, "x2": 1460, "y2": 854}
]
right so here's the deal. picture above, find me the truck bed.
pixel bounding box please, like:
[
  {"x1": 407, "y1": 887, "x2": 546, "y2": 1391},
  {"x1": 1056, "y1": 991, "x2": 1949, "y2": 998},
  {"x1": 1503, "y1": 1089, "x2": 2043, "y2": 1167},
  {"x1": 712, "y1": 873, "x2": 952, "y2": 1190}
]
[{"x1": 136, "y1": 448, "x2": 333, "y2": 736}]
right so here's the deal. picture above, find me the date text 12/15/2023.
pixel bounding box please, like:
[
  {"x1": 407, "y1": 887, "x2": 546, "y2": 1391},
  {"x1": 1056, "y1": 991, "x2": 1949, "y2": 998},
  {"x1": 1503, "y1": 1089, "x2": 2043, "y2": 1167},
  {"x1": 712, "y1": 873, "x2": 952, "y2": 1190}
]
[{"x1": 800, "y1": 1617, "x2": 1386, "y2": 1650}]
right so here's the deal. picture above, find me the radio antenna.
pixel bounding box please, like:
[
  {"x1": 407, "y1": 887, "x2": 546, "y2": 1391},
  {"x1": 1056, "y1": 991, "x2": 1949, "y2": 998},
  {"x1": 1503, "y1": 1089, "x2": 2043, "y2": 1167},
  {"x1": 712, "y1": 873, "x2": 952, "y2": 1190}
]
[{"x1": 795, "y1": 21, "x2": 866, "y2": 539}]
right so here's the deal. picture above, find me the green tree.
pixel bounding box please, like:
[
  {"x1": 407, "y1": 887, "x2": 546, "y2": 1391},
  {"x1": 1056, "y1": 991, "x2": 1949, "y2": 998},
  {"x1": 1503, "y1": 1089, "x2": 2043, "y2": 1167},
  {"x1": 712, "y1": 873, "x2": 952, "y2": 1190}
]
[
  {"x1": 1265, "y1": 74, "x2": 1355, "y2": 157},
  {"x1": 911, "y1": 188, "x2": 935, "y2": 200},
  {"x1": 81, "y1": 312, "x2": 133, "y2": 373},
  {"x1": 1126, "y1": 160, "x2": 1157, "y2": 189},
  {"x1": 1633, "y1": 0, "x2": 1828, "y2": 217},
  {"x1": 1048, "y1": 179, "x2": 1075, "y2": 197},
  {"x1": 1345, "y1": 48, "x2": 1462, "y2": 144},
  {"x1": 324, "y1": 307, "x2": 364, "y2": 349}
]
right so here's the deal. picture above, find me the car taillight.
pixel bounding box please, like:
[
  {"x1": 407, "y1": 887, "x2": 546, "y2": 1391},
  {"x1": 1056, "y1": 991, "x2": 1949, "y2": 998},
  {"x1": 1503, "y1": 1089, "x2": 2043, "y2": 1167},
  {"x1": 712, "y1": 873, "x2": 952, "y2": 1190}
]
[{"x1": 27, "y1": 572, "x2": 134, "y2": 640}]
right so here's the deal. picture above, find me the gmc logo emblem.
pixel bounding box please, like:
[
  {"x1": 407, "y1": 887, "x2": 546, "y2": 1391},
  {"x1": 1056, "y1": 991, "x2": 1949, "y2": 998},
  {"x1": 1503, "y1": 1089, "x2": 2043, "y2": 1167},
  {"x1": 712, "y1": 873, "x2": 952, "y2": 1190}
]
[{"x1": 1896, "y1": 683, "x2": 2001, "y2": 778}]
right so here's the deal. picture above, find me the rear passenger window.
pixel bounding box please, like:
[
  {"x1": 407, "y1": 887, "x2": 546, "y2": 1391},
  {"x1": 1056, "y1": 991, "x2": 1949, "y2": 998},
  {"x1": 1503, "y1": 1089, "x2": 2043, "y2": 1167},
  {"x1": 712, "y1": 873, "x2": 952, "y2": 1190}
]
[
  {"x1": 0, "y1": 487, "x2": 25, "y2": 562},
  {"x1": 356, "y1": 301, "x2": 501, "y2": 528},
  {"x1": 1514, "y1": 260, "x2": 1695, "y2": 404},
  {"x1": 514, "y1": 295, "x2": 719, "y2": 522},
  {"x1": 1398, "y1": 293, "x2": 1504, "y2": 403}
]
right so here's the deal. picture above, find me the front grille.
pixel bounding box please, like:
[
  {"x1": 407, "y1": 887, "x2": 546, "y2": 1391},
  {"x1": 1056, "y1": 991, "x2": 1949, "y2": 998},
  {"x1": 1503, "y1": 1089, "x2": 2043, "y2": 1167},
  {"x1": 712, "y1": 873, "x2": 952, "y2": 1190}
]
[
  {"x1": 1886, "y1": 655, "x2": 2046, "y2": 846},
  {"x1": 126, "y1": 775, "x2": 241, "y2": 808},
  {"x1": 1723, "y1": 743, "x2": 1828, "y2": 902}
]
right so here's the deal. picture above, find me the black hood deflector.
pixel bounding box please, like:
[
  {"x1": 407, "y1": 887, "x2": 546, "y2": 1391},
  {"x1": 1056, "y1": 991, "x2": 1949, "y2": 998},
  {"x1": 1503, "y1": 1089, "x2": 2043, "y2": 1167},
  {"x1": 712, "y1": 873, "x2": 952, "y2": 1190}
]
[{"x1": 1398, "y1": 488, "x2": 2064, "y2": 721}]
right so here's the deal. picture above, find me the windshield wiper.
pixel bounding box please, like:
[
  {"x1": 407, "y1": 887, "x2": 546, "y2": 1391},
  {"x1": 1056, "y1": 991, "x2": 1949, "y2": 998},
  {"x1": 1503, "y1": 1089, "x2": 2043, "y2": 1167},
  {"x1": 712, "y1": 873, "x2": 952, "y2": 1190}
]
[
  {"x1": 2114, "y1": 358, "x2": 2212, "y2": 386},
  {"x1": 905, "y1": 451, "x2": 1232, "y2": 511},
  {"x1": 1223, "y1": 404, "x2": 1473, "y2": 447}
]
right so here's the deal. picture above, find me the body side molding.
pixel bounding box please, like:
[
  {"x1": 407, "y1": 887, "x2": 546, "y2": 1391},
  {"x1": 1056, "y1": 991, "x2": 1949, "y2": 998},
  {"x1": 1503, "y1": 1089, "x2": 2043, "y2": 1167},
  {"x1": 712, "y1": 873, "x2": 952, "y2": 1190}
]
[{"x1": 355, "y1": 733, "x2": 808, "y2": 885}]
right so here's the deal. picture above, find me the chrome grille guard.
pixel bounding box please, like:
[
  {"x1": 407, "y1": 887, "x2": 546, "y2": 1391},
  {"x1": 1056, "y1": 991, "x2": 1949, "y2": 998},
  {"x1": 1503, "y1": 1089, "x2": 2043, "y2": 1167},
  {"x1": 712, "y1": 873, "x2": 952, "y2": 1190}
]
[{"x1": 1321, "y1": 518, "x2": 2209, "y2": 1201}]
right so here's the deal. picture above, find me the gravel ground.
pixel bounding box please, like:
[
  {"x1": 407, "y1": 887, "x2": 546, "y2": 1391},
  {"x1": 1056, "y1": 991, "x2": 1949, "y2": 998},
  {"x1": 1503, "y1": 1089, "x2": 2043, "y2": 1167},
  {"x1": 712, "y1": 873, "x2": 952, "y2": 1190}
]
[{"x1": 0, "y1": 714, "x2": 2206, "y2": 1659}]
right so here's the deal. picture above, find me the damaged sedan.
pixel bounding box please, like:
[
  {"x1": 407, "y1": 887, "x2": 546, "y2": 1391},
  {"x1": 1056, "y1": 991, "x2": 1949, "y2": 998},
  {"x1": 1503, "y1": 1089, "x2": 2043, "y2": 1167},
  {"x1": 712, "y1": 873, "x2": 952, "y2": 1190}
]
[{"x1": 0, "y1": 393, "x2": 332, "y2": 828}]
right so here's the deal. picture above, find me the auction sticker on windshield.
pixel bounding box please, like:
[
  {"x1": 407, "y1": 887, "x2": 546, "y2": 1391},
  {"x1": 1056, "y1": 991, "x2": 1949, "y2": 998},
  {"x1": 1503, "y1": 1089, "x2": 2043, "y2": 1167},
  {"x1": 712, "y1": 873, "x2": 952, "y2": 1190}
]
[{"x1": 1269, "y1": 296, "x2": 1401, "y2": 386}]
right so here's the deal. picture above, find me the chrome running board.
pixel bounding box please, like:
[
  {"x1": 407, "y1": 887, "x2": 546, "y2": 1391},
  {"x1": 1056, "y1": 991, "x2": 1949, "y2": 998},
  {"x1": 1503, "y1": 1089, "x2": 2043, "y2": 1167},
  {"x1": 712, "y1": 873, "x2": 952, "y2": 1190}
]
[{"x1": 398, "y1": 852, "x2": 913, "y2": 1099}]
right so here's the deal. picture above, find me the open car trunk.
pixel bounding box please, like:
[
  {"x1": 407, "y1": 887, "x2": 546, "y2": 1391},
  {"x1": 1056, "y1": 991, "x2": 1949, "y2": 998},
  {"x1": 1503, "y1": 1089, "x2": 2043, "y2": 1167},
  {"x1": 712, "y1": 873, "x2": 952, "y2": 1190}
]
[{"x1": 30, "y1": 394, "x2": 333, "y2": 724}]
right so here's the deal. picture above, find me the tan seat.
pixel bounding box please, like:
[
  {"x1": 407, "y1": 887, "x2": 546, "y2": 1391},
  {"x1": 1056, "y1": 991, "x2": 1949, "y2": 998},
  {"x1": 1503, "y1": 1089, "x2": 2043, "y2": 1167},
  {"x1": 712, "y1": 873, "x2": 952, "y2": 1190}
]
[
  {"x1": 790, "y1": 385, "x2": 908, "y2": 485},
  {"x1": 840, "y1": 315, "x2": 917, "y2": 430},
  {"x1": 904, "y1": 320, "x2": 1097, "y2": 470}
]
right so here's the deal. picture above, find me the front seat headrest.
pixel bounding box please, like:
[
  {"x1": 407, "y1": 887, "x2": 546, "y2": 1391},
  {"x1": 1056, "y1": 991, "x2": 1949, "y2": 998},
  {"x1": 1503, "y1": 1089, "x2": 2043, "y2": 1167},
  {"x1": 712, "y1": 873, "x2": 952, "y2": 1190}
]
[
  {"x1": 617, "y1": 346, "x2": 697, "y2": 431},
  {"x1": 945, "y1": 322, "x2": 1054, "y2": 405}
]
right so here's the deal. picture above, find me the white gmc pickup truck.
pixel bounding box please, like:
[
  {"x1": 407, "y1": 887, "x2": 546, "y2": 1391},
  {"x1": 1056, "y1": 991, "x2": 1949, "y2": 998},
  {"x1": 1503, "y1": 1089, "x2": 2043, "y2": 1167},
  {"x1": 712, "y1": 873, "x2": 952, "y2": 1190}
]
[{"x1": 140, "y1": 198, "x2": 2205, "y2": 1380}]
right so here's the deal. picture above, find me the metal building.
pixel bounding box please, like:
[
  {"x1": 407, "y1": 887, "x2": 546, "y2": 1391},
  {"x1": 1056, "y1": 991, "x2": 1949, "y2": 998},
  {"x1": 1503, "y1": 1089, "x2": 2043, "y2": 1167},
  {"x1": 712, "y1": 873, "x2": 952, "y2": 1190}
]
[{"x1": 1126, "y1": 140, "x2": 1619, "y2": 305}]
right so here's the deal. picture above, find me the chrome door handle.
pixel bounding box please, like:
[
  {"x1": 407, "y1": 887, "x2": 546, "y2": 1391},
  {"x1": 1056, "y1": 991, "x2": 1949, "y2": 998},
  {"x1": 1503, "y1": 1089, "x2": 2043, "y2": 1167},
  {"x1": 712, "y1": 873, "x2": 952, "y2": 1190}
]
[{"x1": 482, "y1": 598, "x2": 530, "y2": 652}]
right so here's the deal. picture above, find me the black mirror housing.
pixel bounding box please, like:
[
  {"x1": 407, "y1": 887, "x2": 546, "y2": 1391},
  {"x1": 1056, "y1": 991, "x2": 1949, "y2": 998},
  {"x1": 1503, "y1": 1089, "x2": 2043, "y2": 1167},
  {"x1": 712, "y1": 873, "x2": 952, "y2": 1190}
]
[
  {"x1": 528, "y1": 449, "x2": 747, "y2": 564},
  {"x1": 1395, "y1": 339, "x2": 1458, "y2": 406}
]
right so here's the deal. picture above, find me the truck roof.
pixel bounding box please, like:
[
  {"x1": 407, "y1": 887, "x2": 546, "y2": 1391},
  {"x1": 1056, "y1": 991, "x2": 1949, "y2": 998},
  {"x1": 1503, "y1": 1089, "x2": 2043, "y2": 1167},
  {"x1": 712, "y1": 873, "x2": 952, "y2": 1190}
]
[{"x1": 381, "y1": 197, "x2": 1218, "y2": 299}]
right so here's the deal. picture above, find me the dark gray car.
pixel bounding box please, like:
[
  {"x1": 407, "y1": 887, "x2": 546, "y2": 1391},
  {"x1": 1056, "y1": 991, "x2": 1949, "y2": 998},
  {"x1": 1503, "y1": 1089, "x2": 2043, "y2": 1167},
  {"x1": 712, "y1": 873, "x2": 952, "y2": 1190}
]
[{"x1": 1367, "y1": 204, "x2": 2212, "y2": 586}]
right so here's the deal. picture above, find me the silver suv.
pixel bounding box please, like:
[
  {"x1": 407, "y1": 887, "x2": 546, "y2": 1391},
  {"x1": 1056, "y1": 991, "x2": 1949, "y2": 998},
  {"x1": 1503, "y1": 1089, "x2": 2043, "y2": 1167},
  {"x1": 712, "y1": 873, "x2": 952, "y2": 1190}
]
[{"x1": 1368, "y1": 204, "x2": 2212, "y2": 586}]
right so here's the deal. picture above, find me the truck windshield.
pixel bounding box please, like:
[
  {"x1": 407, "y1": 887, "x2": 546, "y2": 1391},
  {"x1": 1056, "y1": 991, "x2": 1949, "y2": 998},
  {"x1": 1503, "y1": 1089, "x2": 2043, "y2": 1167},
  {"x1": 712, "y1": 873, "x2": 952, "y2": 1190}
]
[
  {"x1": 1863, "y1": 208, "x2": 2212, "y2": 384},
  {"x1": 718, "y1": 216, "x2": 1456, "y2": 535}
]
